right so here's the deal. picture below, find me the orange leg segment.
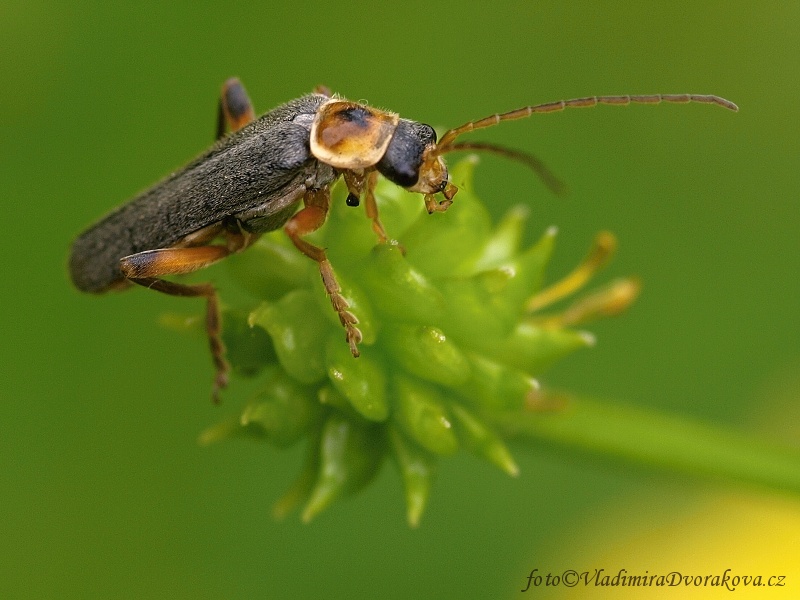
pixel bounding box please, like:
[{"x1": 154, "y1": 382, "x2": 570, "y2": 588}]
[
  {"x1": 120, "y1": 233, "x2": 251, "y2": 403},
  {"x1": 363, "y1": 170, "x2": 391, "y2": 243},
  {"x1": 284, "y1": 188, "x2": 363, "y2": 357},
  {"x1": 343, "y1": 169, "x2": 391, "y2": 244},
  {"x1": 216, "y1": 77, "x2": 256, "y2": 140}
]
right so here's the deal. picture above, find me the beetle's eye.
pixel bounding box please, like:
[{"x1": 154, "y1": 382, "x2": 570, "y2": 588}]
[{"x1": 421, "y1": 123, "x2": 437, "y2": 144}]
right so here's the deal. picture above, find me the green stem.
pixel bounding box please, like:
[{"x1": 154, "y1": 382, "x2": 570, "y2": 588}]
[{"x1": 495, "y1": 396, "x2": 800, "y2": 494}]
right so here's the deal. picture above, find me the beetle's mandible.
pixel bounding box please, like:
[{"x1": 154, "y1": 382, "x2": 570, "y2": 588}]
[{"x1": 68, "y1": 79, "x2": 737, "y2": 402}]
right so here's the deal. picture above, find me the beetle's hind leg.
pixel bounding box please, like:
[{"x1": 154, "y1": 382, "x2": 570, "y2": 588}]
[
  {"x1": 129, "y1": 274, "x2": 228, "y2": 401},
  {"x1": 216, "y1": 77, "x2": 255, "y2": 140},
  {"x1": 120, "y1": 229, "x2": 253, "y2": 403},
  {"x1": 285, "y1": 187, "x2": 363, "y2": 357}
]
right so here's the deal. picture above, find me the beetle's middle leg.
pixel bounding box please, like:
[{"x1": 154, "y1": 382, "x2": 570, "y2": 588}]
[
  {"x1": 120, "y1": 229, "x2": 253, "y2": 403},
  {"x1": 285, "y1": 187, "x2": 362, "y2": 357}
]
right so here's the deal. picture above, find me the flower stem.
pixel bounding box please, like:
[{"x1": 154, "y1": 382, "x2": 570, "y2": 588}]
[{"x1": 496, "y1": 396, "x2": 800, "y2": 494}]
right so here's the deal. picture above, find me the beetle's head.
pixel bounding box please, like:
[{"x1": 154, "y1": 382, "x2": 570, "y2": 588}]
[
  {"x1": 375, "y1": 120, "x2": 450, "y2": 195},
  {"x1": 310, "y1": 100, "x2": 456, "y2": 202}
]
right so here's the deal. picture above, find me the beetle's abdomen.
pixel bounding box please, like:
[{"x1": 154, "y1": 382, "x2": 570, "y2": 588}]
[{"x1": 69, "y1": 119, "x2": 319, "y2": 293}]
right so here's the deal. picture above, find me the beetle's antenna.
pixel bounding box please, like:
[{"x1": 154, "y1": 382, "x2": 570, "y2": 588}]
[
  {"x1": 441, "y1": 141, "x2": 567, "y2": 196},
  {"x1": 436, "y1": 94, "x2": 739, "y2": 151}
]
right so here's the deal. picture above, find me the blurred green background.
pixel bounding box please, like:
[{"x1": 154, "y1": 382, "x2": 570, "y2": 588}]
[{"x1": 2, "y1": 1, "x2": 799, "y2": 598}]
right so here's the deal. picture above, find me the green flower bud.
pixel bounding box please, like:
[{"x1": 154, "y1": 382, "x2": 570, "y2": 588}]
[
  {"x1": 360, "y1": 244, "x2": 446, "y2": 324},
  {"x1": 325, "y1": 336, "x2": 389, "y2": 422},
  {"x1": 194, "y1": 159, "x2": 637, "y2": 523},
  {"x1": 382, "y1": 325, "x2": 470, "y2": 388},
  {"x1": 248, "y1": 290, "x2": 328, "y2": 384},
  {"x1": 457, "y1": 353, "x2": 539, "y2": 412},
  {"x1": 221, "y1": 309, "x2": 276, "y2": 377},
  {"x1": 391, "y1": 375, "x2": 459, "y2": 456},
  {"x1": 482, "y1": 321, "x2": 595, "y2": 375},
  {"x1": 388, "y1": 426, "x2": 436, "y2": 528},
  {"x1": 302, "y1": 413, "x2": 385, "y2": 523},
  {"x1": 449, "y1": 402, "x2": 519, "y2": 477},
  {"x1": 463, "y1": 204, "x2": 529, "y2": 273},
  {"x1": 240, "y1": 367, "x2": 320, "y2": 447}
]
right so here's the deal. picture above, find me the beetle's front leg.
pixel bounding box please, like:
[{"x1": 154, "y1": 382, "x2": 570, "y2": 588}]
[
  {"x1": 120, "y1": 230, "x2": 253, "y2": 403},
  {"x1": 424, "y1": 193, "x2": 453, "y2": 214},
  {"x1": 343, "y1": 170, "x2": 392, "y2": 245},
  {"x1": 363, "y1": 170, "x2": 392, "y2": 244},
  {"x1": 284, "y1": 187, "x2": 363, "y2": 357}
]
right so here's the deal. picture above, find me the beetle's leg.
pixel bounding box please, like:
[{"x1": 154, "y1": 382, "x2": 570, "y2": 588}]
[
  {"x1": 343, "y1": 170, "x2": 390, "y2": 242},
  {"x1": 216, "y1": 77, "x2": 255, "y2": 140},
  {"x1": 129, "y1": 275, "x2": 228, "y2": 403},
  {"x1": 313, "y1": 84, "x2": 333, "y2": 97},
  {"x1": 284, "y1": 188, "x2": 362, "y2": 357},
  {"x1": 424, "y1": 193, "x2": 453, "y2": 213},
  {"x1": 423, "y1": 180, "x2": 458, "y2": 214},
  {"x1": 120, "y1": 231, "x2": 252, "y2": 403},
  {"x1": 363, "y1": 170, "x2": 391, "y2": 244},
  {"x1": 342, "y1": 170, "x2": 365, "y2": 208}
]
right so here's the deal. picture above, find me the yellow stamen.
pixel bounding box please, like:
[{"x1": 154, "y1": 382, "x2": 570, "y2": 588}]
[
  {"x1": 535, "y1": 277, "x2": 641, "y2": 328},
  {"x1": 525, "y1": 231, "x2": 618, "y2": 312}
]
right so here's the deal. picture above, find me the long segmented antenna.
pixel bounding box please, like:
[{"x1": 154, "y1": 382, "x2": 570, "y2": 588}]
[
  {"x1": 442, "y1": 141, "x2": 567, "y2": 196},
  {"x1": 436, "y1": 94, "x2": 739, "y2": 151}
]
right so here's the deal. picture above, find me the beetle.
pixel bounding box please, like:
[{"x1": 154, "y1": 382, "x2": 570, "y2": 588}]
[{"x1": 69, "y1": 78, "x2": 737, "y2": 401}]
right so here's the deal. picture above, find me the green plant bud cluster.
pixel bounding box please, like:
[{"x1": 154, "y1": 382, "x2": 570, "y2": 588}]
[{"x1": 198, "y1": 159, "x2": 601, "y2": 526}]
